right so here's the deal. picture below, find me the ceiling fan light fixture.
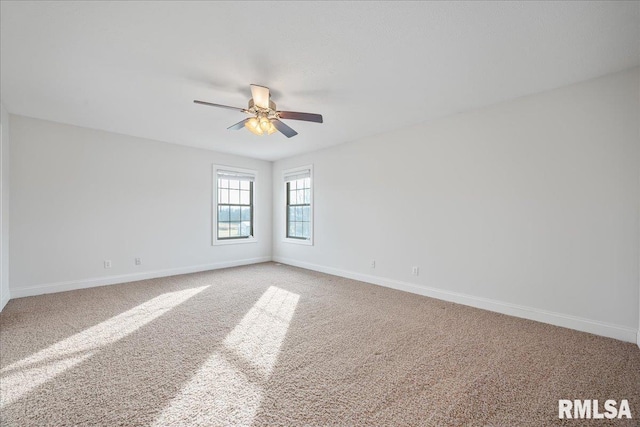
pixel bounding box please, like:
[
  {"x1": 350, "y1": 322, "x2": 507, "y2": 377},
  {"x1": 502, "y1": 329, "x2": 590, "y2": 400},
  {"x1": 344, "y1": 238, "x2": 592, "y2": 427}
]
[
  {"x1": 245, "y1": 117, "x2": 263, "y2": 136},
  {"x1": 245, "y1": 115, "x2": 278, "y2": 136}
]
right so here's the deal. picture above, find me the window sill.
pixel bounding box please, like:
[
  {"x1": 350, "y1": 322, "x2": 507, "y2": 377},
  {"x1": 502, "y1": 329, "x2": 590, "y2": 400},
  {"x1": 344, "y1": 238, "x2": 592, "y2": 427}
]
[
  {"x1": 213, "y1": 237, "x2": 259, "y2": 246},
  {"x1": 283, "y1": 237, "x2": 313, "y2": 246}
]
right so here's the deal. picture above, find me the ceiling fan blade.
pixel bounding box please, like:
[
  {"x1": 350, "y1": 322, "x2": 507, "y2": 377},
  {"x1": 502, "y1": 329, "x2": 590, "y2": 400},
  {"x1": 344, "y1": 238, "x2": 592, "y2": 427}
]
[
  {"x1": 271, "y1": 119, "x2": 298, "y2": 138},
  {"x1": 227, "y1": 118, "x2": 250, "y2": 130},
  {"x1": 194, "y1": 100, "x2": 247, "y2": 112},
  {"x1": 277, "y1": 111, "x2": 323, "y2": 123},
  {"x1": 250, "y1": 84, "x2": 270, "y2": 109}
]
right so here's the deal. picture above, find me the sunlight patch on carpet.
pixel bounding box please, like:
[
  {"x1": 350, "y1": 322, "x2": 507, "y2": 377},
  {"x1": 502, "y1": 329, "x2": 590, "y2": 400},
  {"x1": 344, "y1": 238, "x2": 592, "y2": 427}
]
[
  {"x1": 153, "y1": 353, "x2": 263, "y2": 426},
  {"x1": 153, "y1": 286, "x2": 299, "y2": 426},
  {"x1": 224, "y1": 285, "x2": 300, "y2": 377},
  {"x1": 0, "y1": 285, "x2": 209, "y2": 406}
]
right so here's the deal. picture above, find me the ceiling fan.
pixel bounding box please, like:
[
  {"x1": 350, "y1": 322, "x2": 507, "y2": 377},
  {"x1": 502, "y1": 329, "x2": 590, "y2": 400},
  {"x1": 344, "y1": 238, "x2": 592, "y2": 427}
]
[{"x1": 194, "y1": 84, "x2": 323, "y2": 138}]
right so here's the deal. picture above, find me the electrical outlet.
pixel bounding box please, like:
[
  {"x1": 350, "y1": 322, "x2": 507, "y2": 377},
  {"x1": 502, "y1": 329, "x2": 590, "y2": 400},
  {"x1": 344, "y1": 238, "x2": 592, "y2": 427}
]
[
  {"x1": 104, "y1": 260, "x2": 112, "y2": 269},
  {"x1": 135, "y1": 257, "x2": 141, "y2": 265},
  {"x1": 412, "y1": 266, "x2": 419, "y2": 276},
  {"x1": 370, "y1": 260, "x2": 376, "y2": 268}
]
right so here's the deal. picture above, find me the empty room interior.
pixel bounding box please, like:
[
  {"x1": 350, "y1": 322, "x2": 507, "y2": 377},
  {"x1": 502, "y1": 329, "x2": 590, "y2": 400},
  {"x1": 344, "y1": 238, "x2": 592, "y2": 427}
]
[{"x1": 1, "y1": 1, "x2": 639, "y2": 426}]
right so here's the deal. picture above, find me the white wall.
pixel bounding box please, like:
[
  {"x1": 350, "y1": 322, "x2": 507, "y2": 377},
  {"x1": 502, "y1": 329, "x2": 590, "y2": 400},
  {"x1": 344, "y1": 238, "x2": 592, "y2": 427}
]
[
  {"x1": 0, "y1": 104, "x2": 10, "y2": 311},
  {"x1": 10, "y1": 116, "x2": 272, "y2": 297},
  {"x1": 273, "y1": 68, "x2": 640, "y2": 343}
]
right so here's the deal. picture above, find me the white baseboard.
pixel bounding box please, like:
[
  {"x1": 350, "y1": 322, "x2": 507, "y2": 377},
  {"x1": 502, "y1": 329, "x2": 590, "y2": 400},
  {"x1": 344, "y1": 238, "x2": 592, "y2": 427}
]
[
  {"x1": 273, "y1": 256, "x2": 638, "y2": 344},
  {"x1": 0, "y1": 291, "x2": 9, "y2": 312},
  {"x1": 10, "y1": 256, "x2": 272, "y2": 299}
]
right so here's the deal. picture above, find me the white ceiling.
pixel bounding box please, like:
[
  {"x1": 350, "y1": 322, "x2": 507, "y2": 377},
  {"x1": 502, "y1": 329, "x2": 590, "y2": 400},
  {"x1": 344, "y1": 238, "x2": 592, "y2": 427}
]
[{"x1": 1, "y1": 1, "x2": 638, "y2": 161}]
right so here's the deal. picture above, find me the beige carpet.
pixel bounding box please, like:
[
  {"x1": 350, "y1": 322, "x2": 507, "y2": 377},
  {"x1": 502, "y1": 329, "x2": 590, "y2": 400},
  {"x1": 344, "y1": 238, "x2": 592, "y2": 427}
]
[{"x1": 1, "y1": 262, "x2": 638, "y2": 426}]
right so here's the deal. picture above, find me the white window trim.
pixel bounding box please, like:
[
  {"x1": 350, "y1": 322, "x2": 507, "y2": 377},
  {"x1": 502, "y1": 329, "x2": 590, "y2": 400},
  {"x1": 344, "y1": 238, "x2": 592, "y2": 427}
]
[
  {"x1": 213, "y1": 164, "x2": 258, "y2": 246},
  {"x1": 283, "y1": 164, "x2": 313, "y2": 246}
]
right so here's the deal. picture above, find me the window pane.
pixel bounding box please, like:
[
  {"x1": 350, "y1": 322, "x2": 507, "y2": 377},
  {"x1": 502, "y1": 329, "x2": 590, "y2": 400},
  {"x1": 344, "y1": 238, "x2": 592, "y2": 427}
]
[
  {"x1": 218, "y1": 223, "x2": 229, "y2": 238},
  {"x1": 289, "y1": 190, "x2": 296, "y2": 204},
  {"x1": 219, "y1": 178, "x2": 229, "y2": 188},
  {"x1": 218, "y1": 206, "x2": 230, "y2": 222},
  {"x1": 295, "y1": 190, "x2": 303, "y2": 204},
  {"x1": 297, "y1": 178, "x2": 306, "y2": 189},
  {"x1": 218, "y1": 189, "x2": 228, "y2": 204},
  {"x1": 302, "y1": 222, "x2": 310, "y2": 238},
  {"x1": 288, "y1": 222, "x2": 296, "y2": 237},
  {"x1": 240, "y1": 221, "x2": 251, "y2": 236},
  {"x1": 304, "y1": 189, "x2": 310, "y2": 204},
  {"x1": 297, "y1": 206, "x2": 304, "y2": 221},
  {"x1": 295, "y1": 222, "x2": 303, "y2": 236},
  {"x1": 289, "y1": 180, "x2": 297, "y2": 190},
  {"x1": 230, "y1": 189, "x2": 240, "y2": 204},
  {"x1": 302, "y1": 206, "x2": 310, "y2": 222},
  {"x1": 230, "y1": 206, "x2": 241, "y2": 221},
  {"x1": 229, "y1": 179, "x2": 240, "y2": 189},
  {"x1": 303, "y1": 177, "x2": 310, "y2": 189},
  {"x1": 240, "y1": 190, "x2": 250, "y2": 205},
  {"x1": 241, "y1": 206, "x2": 251, "y2": 221},
  {"x1": 240, "y1": 180, "x2": 250, "y2": 190},
  {"x1": 229, "y1": 222, "x2": 241, "y2": 237}
]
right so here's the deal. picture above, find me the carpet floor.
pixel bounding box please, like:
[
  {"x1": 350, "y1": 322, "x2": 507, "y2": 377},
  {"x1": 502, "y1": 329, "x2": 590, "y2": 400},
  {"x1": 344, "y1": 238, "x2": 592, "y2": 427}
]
[{"x1": 0, "y1": 262, "x2": 638, "y2": 426}]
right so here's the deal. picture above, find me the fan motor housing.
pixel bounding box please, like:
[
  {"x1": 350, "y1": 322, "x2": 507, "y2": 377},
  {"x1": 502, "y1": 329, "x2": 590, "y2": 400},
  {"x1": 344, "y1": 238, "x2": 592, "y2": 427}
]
[{"x1": 248, "y1": 99, "x2": 276, "y2": 115}]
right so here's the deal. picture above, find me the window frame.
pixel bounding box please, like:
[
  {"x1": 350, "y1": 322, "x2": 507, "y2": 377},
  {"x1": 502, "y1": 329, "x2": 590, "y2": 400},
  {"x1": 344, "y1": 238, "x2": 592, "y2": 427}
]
[
  {"x1": 212, "y1": 165, "x2": 258, "y2": 246},
  {"x1": 283, "y1": 165, "x2": 313, "y2": 246}
]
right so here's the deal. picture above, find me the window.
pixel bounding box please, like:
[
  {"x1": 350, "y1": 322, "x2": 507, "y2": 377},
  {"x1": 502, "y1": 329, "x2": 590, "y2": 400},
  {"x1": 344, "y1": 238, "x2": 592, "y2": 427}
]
[
  {"x1": 284, "y1": 166, "x2": 313, "y2": 245},
  {"x1": 213, "y1": 166, "x2": 257, "y2": 245}
]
